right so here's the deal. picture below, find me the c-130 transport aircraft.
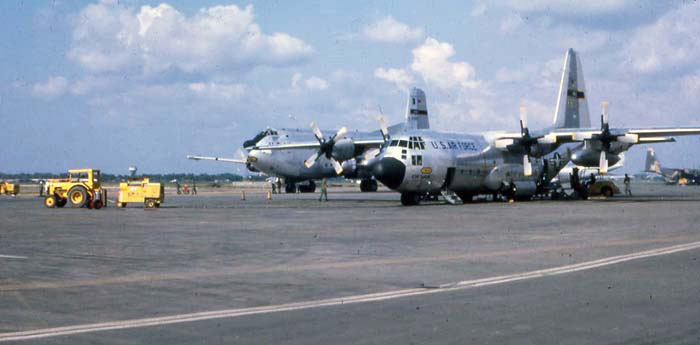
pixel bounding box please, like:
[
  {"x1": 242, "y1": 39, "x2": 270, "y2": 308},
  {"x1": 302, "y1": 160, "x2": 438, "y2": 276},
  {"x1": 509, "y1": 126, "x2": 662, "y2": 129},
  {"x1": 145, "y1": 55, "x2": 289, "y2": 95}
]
[
  {"x1": 188, "y1": 88, "x2": 428, "y2": 193},
  {"x1": 258, "y1": 49, "x2": 700, "y2": 205}
]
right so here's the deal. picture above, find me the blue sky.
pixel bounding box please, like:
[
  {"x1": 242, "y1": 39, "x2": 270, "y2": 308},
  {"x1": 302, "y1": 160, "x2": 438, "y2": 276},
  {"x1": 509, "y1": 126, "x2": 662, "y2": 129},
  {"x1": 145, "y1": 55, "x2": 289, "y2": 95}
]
[{"x1": 1, "y1": 0, "x2": 699, "y2": 174}]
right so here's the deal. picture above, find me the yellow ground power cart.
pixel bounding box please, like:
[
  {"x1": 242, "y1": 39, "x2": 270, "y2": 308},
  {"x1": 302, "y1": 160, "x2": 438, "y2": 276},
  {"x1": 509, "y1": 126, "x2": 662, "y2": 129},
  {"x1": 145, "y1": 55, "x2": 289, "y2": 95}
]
[
  {"x1": 44, "y1": 169, "x2": 106, "y2": 209},
  {"x1": 0, "y1": 181, "x2": 20, "y2": 196},
  {"x1": 117, "y1": 178, "x2": 164, "y2": 208}
]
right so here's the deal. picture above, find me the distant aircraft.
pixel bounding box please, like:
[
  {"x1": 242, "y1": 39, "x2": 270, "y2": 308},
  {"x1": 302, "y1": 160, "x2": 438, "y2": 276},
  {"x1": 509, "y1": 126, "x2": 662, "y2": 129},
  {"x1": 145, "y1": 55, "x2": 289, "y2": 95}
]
[
  {"x1": 644, "y1": 147, "x2": 700, "y2": 184},
  {"x1": 188, "y1": 88, "x2": 430, "y2": 193}
]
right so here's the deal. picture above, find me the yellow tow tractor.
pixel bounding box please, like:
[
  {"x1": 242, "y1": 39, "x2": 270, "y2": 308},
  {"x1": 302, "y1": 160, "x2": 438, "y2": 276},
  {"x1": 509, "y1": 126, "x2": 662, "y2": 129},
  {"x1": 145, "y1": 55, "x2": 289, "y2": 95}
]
[
  {"x1": 44, "y1": 169, "x2": 106, "y2": 209},
  {"x1": 0, "y1": 181, "x2": 20, "y2": 196},
  {"x1": 117, "y1": 178, "x2": 164, "y2": 208}
]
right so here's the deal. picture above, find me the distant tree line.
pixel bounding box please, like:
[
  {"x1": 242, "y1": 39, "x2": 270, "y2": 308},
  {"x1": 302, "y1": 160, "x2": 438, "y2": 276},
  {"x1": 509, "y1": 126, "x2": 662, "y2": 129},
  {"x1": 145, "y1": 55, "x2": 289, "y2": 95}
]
[{"x1": 0, "y1": 172, "x2": 268, "y2": 183}]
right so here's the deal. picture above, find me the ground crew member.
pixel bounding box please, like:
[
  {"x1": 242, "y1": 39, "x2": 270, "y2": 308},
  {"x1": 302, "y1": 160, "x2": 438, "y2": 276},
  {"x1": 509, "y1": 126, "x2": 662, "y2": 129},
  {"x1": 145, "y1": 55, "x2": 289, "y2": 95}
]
[
  {"x1": 176, "y1": 181, "x2": 181, "y2": 194},
  {"x1": 624, "y1": 173, "x2": 632, "y2": 196},
  {"x1": 39, "y1": 180, "x2": 45, "y2": 197},
  {"x1": 271, "y1": 179, "x2": 277, "y2": 194},
  {"x1": 277, "y1": 179, "x2": 282, "y2": 194},
  {"x1": 319, "y1": 178, "x2": 328, "y2": 202},
  {"x1": 191, "y1": 179, "x2": 197, "y2": 195}
]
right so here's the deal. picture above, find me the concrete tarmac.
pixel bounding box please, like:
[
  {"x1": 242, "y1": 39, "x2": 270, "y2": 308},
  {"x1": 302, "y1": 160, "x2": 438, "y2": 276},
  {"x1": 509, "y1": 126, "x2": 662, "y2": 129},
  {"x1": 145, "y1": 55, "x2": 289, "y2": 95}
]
[{"x1": 1, "y1": 182, "x2": 699, "y2": 344}]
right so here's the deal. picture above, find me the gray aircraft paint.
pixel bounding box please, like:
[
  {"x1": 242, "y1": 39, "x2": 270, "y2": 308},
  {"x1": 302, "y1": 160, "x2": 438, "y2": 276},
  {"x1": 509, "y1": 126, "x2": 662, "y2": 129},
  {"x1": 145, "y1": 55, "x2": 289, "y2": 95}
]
[
  {"x1": 245, "y1": 89, "x2": 428, "y2": 182},
  {"x1": 553, "y1": 49, "x2": 591, "y2": 129}
]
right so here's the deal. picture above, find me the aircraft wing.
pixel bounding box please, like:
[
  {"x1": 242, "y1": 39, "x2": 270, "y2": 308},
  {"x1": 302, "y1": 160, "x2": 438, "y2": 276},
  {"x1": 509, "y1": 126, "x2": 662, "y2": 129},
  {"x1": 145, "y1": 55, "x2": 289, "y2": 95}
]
[
  {"x1": 255, "y1": 138, "x2": 385, "y2": 150},
  {"x1": 186, "y1": 155, "x2": 246, "y2": 163},
  {"x1": 544, "y1": 127, "x2": 700, "y2": 144}
]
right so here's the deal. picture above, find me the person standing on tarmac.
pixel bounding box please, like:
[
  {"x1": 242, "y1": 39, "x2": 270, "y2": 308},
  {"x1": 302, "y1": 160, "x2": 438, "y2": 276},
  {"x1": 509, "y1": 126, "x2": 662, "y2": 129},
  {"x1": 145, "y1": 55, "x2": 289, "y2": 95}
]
[
  {"x1": 319, "y1": 178, "x2": 328, "y2": 202},
  {"x1": 191, "y1": 178, "x2": 197, "y2": 195},
  {"x1": 175, "y1": 180, "x2": 181, "y2": 194},
  {"x1": 624, "y1": 173, "x2": 632, "y2": 196}
]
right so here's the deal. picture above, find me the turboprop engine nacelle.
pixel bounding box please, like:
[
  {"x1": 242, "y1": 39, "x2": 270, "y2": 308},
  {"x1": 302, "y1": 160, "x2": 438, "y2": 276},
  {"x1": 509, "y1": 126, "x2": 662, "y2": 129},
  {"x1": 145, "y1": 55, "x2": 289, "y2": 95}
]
[
  {"x1": 331, "y1": 138, "x2": 355, "y2": 161},
  {"x1": 571, "y1": 149, "x2": 620, "y2": 168}
]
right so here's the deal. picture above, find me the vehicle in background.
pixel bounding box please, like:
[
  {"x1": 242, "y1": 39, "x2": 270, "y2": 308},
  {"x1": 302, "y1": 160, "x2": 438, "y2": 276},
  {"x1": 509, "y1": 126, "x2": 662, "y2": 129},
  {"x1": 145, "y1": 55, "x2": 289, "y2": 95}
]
[
  {"x1": 117, "y1": 178, "x2": 164, "y2": 208},
  {"x1": 44, "y1": 169, "x2": 106, "y2": 209}
]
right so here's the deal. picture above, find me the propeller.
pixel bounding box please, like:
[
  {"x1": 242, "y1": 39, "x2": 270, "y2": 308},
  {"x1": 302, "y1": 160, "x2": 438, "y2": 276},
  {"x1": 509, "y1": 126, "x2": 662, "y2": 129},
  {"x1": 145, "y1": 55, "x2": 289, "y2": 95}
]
[
  {"x1": 599, "y1": 150, "x2": 609, "y2": 174},
  {"x1": 377, "y1": 115, "x2": 390, "y2": 142},
  {"x1": 519, "y1": 106, "x2": 534, "y2": 176},
  {"x1": 304, "y1": 122, "x2": 348, "y2": 175}
]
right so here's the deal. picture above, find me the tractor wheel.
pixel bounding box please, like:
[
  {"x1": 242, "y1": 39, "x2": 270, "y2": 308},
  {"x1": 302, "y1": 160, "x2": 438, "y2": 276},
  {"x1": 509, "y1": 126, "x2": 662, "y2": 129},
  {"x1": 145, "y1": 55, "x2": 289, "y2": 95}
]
[
  {"x1": 93, "y1": 200, "x2": 104, "y2": 209},
  {"x1": 145, "y1": 199, "x2": 156, "y2": 208},
  {"x1": 68, "y1": 186, "x2": 89, "y2": 208},
  {"x1": 44, "y1": 195, "x2": 57, "y2": 208}
]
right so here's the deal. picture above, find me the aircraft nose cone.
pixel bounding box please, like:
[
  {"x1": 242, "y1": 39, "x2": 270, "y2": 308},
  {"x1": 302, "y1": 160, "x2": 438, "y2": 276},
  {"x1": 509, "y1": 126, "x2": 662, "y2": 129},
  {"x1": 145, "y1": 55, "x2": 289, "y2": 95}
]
[{"x1": 372, "y1": 157, "x2": 405, "y2": 190}]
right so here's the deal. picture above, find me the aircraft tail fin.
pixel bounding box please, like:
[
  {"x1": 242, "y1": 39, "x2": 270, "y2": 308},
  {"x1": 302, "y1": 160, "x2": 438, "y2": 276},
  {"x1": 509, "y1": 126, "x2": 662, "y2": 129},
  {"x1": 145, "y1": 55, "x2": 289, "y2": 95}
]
[
  {"x1": 405, "y1": 87, "x2": 429, "y2": 130},
  {"x1": 553, "y1": 49, "x2": 591, "y2": 129},
  {"x1": 645, "y1": 148, "x2": 662, "y2": 173}
]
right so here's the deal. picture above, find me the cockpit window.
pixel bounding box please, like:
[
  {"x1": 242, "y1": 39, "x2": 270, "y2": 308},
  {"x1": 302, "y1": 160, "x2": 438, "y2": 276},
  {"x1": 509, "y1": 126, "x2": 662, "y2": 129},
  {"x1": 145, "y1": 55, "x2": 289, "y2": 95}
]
[
  {"x1": 399, "y1": 140, "x2": 408, "y2": 148},
  {"x1": 390, "y1": 140, "x2": 398, "y2": 147}
]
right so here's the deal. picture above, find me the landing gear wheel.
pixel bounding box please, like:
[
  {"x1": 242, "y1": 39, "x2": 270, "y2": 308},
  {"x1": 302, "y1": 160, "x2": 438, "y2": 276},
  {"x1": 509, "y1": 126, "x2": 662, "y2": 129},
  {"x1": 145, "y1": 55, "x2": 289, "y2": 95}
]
[
  {"x1": 145, "y1": 199, "x2": 156, "y2": 208},
  {"x1": 400, "y1": 192, "x2": 419, "y2": 206},
  {"x1": 360, "y1": 179, "x2": 378, "y2": 192},
  {"x1": 285, "y1": 184, "x2": 297, "y2": 194},
  {"x1": 44, "y1": 195, "x2": 56, "y2": 208},
  {"x1": 68, "y1": 186, "x2": 89, "y2": 208},
  {"x1": 456, "y1": 192, "x2": 473, "y2": 203}
]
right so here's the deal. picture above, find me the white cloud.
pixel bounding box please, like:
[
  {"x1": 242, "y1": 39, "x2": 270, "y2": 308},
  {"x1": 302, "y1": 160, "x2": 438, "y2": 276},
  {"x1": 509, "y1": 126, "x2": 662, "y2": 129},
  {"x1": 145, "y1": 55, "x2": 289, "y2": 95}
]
[
  {"x1": 500, "y1": 13, "x2": 524, "y2": 33},
  {"x1": 500, "y1": 0, "x2": 635, "y2": 15},
  {"x1": 622, "y1": 4, "x2": 700, "y2": 74},
  {"x1": 410, "y1": 37, "x2": 481, "y2": 90},
  {"x1": 68, "y1": 2, "x2": 313, "y2": 75},
  {"x1": 470, "y1": 2, "x2": 488, "y2": 17},
  {"x1": 32, "y1": 76, "x2": 68, "y2": 100},
  {"x1": 291, "y1": 73, "x2": 328, "y2": 91},
  {"x1": 362, "y1": 16, "x2": 424, "y2": 43},
  {"x1": 188, "y1": 82, "x2": 246, "y2": 100},
  {"x1": 374, "y1": 67, "x2": 415, "y2": 91},
  {"x1": 305, "y1": 76, "x2": 329, "y2": 91}
]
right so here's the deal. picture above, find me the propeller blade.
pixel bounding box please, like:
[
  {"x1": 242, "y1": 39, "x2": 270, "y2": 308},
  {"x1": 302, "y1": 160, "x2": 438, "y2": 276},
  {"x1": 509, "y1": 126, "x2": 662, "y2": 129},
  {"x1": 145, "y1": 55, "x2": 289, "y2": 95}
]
[
  {"x1": 523, "y1": 155, "x2": 533, "y2": 177},
  {"x1": 304, "y1": 152, "x2": 320, "y2": 168},
  {"x1": 377, "y1": 115, "x2": 389, "y2": 140},
  {"x1": 519, "y1": 106, "x2": 528, "y2": 132},
  {"x1": 310, "y1": 122, "x2": 323, "y2": 142},
  {"x1": 601, "y1": 101, "x2": 609, "y2": 126},
  {"x1": 332, "y1": 126, "x2": 348, "y2": 143},
  {"x1": 599, "y1": 151, "x2": 609, "y2": 174},
  {"x1": 495, "y1": 138, "x2": 515, "y2": 149},
  {"x1": 330, "y1": 158, "x2": 343, "y2": 175}
]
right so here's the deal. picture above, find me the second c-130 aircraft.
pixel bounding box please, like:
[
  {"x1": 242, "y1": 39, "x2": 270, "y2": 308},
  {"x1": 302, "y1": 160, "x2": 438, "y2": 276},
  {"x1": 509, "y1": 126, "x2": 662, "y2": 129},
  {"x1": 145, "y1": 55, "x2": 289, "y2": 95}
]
[
  {"x1": 257, "y1": 49, "x2": 700, "y2": 205},
  {"x1": 188, "y1": 88, "x2": 429, "y2": 193}
]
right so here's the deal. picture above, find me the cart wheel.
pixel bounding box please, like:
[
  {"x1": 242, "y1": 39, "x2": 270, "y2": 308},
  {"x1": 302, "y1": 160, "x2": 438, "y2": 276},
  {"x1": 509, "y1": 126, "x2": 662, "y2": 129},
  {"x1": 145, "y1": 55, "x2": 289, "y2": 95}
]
[
  {"x1": 117, "y1": 202, "x2": 125, "y2": 208},
  {"x1": 145, "y1": 199, "x2": 156, "y2": 208},
  {"x1": 44, "y1": 195, "x2": 56, "y2": 208},
  {"x1": 93, "y1": 200, "x2": 103, "y2": 209}
]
